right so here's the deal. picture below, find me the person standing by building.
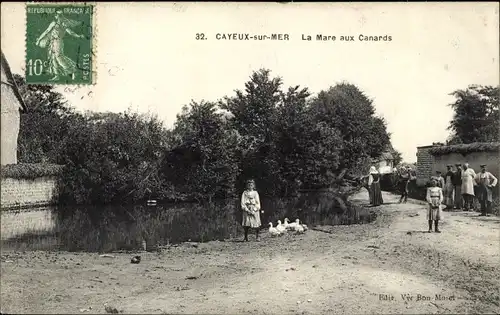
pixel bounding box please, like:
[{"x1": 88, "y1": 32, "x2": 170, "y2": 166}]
[
  {"x1": 443, "y1": 165, "x2": 455, "y2": 210},
  {"x1": 452, "y1": 163, "x2": 463, "y2": 210},
  {"x1": 474, "y1": 164, "x2": 498, "y2": 216},
  {"x1": 426, "y1": 178, "x2": 444, "y2": 233},
  {"x1": 461, "y1": 163, "x2": 476, "y2": 211}
]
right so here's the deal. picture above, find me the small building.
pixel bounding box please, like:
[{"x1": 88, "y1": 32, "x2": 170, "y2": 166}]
[
  {"x1": 1, "y1": 51, "x2": 27, "y2": 165},
  {"x1": 373, "y1": 151, "x2": 394, "y2": 174},
  {"x1": 416, "y1": 142, "x2": 499, "y2": 186}
]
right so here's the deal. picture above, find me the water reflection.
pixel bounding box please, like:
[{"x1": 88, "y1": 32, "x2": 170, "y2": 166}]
[{"x1": 1, "y1": 194, "x2": 376, "y2": 252}]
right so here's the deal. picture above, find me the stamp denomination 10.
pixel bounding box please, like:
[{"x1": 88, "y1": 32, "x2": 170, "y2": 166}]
[{"x1": 26, "y1": 4, "x2": 94, "y2": 85}]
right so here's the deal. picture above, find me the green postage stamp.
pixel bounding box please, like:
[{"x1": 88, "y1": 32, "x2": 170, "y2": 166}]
[{"x1": 25, "y1": 3, "x2": 95, "y2": 85}]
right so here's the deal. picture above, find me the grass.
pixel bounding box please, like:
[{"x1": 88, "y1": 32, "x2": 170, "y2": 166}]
[{"x1": 1, "y1": 191, "x2": 376, "y2": 253}]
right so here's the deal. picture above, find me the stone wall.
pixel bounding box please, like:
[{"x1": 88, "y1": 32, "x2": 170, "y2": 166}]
[
  {"x1": 416, "y1": 144, "x2": 499, "y2": 186},
  {"x1": 433, "y1": 151, "x2": 499, "y2": 177},
  {"x1": 416, "y1": 145, "x2": 436, "y2": 186},
  {"x1": 1, "y1": 177, "x2": 58, "y2": 209}
]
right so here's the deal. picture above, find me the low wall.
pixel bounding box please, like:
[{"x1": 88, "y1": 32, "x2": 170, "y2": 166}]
[
  {"x1": 1, "y1": 177, "x2": 58, "y2": 209},
  {"x1": 433, "y1": 151, "x2": 499, "y2": 177},
  {"x1": 417, "y1": 143, "x2": 499, "y2": 186}
]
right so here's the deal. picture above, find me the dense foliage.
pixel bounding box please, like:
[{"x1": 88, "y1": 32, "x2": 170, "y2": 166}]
[
  {"x1": 14, "y1": 74, "x2": 82, "y2": 164},
  {"x1": 16, "y1": 68, "x2": 391, "y2": 205},
  {"x1": 446, "y1": 85, "x2": 499, "y2": 144}
]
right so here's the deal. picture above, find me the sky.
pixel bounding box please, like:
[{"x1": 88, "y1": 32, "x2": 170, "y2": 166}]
[{"x1": 1, "y1": 2, "x2": 499, "y2": 163}]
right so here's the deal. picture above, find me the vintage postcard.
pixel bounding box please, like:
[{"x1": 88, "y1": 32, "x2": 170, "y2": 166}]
[{"x1": 1, "y1": 2, "x2": 499, "y2": 315}]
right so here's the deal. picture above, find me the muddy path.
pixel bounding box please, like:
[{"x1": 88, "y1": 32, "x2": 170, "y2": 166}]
[{"x1": 1, "y1": 191, "x2": 499, "y2": 314}]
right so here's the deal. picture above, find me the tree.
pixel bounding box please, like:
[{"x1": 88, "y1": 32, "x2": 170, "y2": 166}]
[
  {"x1": 275, "y1": 85, "x2": 343, "y2": 192},
  {"x1": 161, "y1": 101, "x2": 240, "y2": 201},
  {"x1": 220, "y1": 69, "x2": 283, "y2": 195},
  {"x1": 447, "y1": 85, "x2": 499, "y2": 143},
  {"x1": 309, "y1": 82, "x2": 391, "y2": 171},
  {"x1": 391, "y1": 150, "x2": 403, "y2": 167},
  {"x1": 59, "y1": 110, "x2": 169, "y2": 205},
  {"x1": 13, "y1": 74, "x2": 82, "y2": 163}
]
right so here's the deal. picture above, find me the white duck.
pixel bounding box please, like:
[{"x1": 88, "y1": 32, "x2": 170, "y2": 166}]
[
  {"x1": 268, "y1": 222, "x2": 281, "y2": 237},
  {"x1": 276, "y1": 220, "x2": 286, "y2": 234},
  {"x1": 295, "y1": 224, "x2": 305, "y2": 234},
  {"x1": 285, "y1": 218, "x2": 297, "y2": 230},
  {"x1": 293, "y1": 219, "x2": 306, "y2": 234}
]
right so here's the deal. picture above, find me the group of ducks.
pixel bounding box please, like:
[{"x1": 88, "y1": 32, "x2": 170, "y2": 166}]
[{"x1": 268, "y1": 218, "x2": 308, "y2": 236}]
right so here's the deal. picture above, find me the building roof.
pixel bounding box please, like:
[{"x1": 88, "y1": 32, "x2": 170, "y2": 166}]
[
  {"x1": 1, "y1": 51, "x2": 27, "y2": 112},
  {"x1": 380, "y1": 151, "x2": 394, "y2": 160}
]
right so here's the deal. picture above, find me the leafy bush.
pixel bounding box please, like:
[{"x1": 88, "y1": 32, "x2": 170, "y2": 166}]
[
  {"x1": 57, "y1": 110, "x2": 169, "y2": 205},
  {"x1": 1, "y1": 163, "x2": 64, "y2": 180}
]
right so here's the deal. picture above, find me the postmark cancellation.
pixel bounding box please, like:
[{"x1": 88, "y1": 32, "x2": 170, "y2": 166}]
[{"x1": 25, "y1": 3, "x2": 95, "y2": 85}]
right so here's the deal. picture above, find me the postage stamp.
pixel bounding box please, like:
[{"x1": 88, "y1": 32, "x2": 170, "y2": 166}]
[{"x1": 25, "y1": 3, "x2": 94, "y2": 85}]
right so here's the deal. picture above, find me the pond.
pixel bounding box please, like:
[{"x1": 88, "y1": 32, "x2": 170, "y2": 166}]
[{"x1": 1, "y1": 192, "x2": 377, "y2": 252}]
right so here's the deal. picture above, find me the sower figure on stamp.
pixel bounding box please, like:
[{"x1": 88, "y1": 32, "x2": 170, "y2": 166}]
[
  {"x1": 452, "y1": 163, "x2": 463, "y2": 210},
  {"x1": 241, "y1": 179, "x2": 263, "y2": 242},
  {"x1": 474, "y1": 164, "x2": 498, "y2": 216},
  {"x1": 426, "y1": 178, "x2": 444, "y2": 233},
  {"x1": 35, "y1": 10, "x2": 84, "y2": 82}
]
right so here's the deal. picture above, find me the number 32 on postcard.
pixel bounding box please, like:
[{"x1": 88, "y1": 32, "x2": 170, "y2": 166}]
[{"x1": 26, "y1": 4, "x2": 95, "y2": 85}]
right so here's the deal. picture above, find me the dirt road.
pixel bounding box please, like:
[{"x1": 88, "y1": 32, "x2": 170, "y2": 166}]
[{"x1": 1, "y1": 191, "x2": 499, "y2": 314}]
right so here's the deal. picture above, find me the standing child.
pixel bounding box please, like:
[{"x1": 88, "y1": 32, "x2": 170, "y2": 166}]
[
  {"x1": 241, "y1": 179, "x2": 263, "y2": 242},
  {"x1": 426, "y1": 179, "x2": 444, "y2": 233}
]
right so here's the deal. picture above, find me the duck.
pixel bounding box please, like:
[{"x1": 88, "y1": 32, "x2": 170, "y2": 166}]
[
  {"x1": 283, "y1": 218, "x2": 290, "y2": 230},
  {"x1": 293, "y1": 219, "x2": 306, "y2": 233},
  {"x1": 295, "y1": 224, "x2": 305, "y2": 234},
  {"x1": 268, "y1": 222, "x2": 281, "y2": 237},
  {"x1": 285, "y1": 218, "x2": 297, "y2": 230},
  {"x1": 276, "y1": 220, "x2": 286, "y2": 233}
]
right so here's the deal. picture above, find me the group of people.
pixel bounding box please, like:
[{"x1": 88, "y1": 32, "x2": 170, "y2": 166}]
[
  {"x1": 430, "y1": 163, "x2": 497, "y2": 216},
  {"x1": 425, "y1": 163, "x2": 497, "y2": 234},
  {"x1": 239, "y1": 163, "x2": 497, "y2": 241}
]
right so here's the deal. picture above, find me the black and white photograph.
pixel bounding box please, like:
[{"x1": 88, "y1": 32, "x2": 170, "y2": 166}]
[{"x1": 1, "y1": 2, "x2": 499, "y2": 314}]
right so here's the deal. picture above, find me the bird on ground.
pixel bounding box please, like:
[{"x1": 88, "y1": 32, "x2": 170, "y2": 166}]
[
  {"x1": 293, "y1": 219, "x2": 307, "y2": 234},
  {"x1": 295, "y1": 224, "x2": 305, "y2": 234},
  {"x1": 276, "y1": 220, "x2": 287, "y2": 233},
  {"x1": 285, "y1": 218, "x2": 297, "y2": 230},
  {"x1": 268, "y1": 222, "x2": 281, "y2": 237}
]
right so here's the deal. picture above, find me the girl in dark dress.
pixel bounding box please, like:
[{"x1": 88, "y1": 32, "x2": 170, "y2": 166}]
[{"x1": 367, "y1": 166, "x2": 383, "y2": 206}]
